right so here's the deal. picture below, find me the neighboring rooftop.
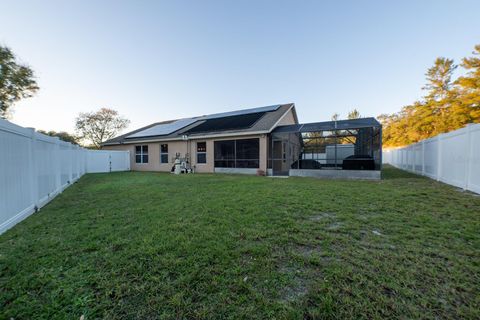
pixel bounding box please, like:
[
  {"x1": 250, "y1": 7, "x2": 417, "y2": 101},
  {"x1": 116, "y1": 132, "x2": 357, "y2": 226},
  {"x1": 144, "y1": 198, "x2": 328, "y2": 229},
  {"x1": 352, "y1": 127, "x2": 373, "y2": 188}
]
[{"x1": 103, "y1": 103, "x2": 296, "y2": 145}]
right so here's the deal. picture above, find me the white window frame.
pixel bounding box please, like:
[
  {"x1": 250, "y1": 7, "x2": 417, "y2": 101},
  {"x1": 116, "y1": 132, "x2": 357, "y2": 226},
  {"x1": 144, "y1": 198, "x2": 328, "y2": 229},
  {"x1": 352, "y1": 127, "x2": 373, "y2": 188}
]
[
  {"x1": 135, "y1": 145, "x2": 149, "y2": 164},
  {"x1": 196, "y1": 141, "x2": 207, "y2": 164}
]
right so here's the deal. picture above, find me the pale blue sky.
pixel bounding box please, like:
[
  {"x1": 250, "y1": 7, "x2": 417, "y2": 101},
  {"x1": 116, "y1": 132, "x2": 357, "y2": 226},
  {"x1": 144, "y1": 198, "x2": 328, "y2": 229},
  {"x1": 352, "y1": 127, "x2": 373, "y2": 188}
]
[{"x1": 1, "y1": 0, "x2": 479, "y2": 133}]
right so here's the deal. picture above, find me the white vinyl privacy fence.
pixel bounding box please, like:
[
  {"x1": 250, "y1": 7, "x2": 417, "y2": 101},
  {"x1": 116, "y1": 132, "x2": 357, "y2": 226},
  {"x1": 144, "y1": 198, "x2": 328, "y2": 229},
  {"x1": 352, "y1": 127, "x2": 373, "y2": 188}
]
[
  {"x1": 383, "y1": 123, "x2": 480, "y2": 194},
  {"x1": 0, "y1": 119, "x2": 130, "y2": 234}
]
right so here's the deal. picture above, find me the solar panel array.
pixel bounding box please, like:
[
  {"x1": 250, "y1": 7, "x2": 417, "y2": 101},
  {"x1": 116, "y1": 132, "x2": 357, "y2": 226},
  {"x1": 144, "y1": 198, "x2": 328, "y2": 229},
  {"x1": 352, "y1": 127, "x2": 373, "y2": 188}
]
[
  {"x1": 126, "y1": 118, "x2": 198, "y2": 139},
  {"x1": 125, "y1": 104, "x2": 282, "y2": 138},
  {"x1": 203, "y1": 104, "x2": 281, "y2": 120},
  {"x1": 185, "y1": 112, "x2": 266, "y2": 134}
]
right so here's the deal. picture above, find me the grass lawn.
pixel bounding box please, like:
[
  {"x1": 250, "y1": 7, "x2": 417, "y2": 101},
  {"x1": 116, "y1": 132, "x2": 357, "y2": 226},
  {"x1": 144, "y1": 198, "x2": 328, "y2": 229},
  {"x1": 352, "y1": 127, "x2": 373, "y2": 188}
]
[{"x1": 1, "y1": 166, "x2": 479, "y2": 319}]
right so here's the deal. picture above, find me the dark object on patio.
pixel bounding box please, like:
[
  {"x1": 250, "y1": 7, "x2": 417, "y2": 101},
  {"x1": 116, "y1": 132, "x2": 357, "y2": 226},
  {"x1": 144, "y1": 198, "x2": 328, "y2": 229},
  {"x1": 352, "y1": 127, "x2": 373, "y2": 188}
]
[
  {"x1": 342, "y1": 155, "x2": 375, "y2": 170},
  {"x1": 256, "y1": 169, "x2": 266, "y2": 176},
  {"x1": 290, "y1": 159, "x2": 323, "y2": 169}
]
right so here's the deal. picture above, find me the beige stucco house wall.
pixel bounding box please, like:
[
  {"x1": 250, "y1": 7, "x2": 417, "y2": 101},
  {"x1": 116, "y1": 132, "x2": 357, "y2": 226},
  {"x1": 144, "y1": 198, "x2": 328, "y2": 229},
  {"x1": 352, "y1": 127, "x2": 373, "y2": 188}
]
[
  {"x1": 102, "y1": 134, "x2": 269, "y2": 173},
  {"x1": 102, "y1": 105, "x2": 297, "y2": 174},
  {"x1": 276, "y1": 108, "x2": 297, "y2": 126}
]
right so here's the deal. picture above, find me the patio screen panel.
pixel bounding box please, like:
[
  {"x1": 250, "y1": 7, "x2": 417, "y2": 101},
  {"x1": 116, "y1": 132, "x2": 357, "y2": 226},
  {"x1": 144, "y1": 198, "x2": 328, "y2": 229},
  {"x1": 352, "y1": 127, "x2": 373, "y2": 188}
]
[{"x1": 214, "y1": 138, "x2": 259, "y2": 168}]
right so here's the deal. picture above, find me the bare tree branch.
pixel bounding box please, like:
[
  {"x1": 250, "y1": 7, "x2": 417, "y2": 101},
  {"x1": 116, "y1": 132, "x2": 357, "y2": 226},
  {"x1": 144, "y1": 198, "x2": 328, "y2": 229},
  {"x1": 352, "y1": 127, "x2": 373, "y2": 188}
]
[{"x1": 75, "y1": 108, "x2": 130, "y2": 148}]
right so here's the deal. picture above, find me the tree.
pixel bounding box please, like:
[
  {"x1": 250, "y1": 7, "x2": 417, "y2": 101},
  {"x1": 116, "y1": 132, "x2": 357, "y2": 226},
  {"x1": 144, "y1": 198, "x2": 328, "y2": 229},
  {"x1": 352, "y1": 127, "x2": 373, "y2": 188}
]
[
  {"x1": 423, "y1": 57, "x2": 457, "y2": 101},
  {"x1": 331, "y1": 113, "x2": 340, "y2": 121},
  {"x1": 454, "y1": 44, "x2": 480, "y2": 122},
  {"x1": 380, "y1": 44, "x2": 480, "y2": 148},
  {"x1": 421, "y1": 57, "x2": 458, "y2": 134},
  {"x1": 75, "y1": 108, "x2": 130, "y2": 148},
  {"x1": 347, "y1": 109, "x2": 361, "y2": 119},
  {"x1": 37, "y1": 130, "x2": 79, "y2": 145},
  {"x1": 0, "y1": 46, "x2": 39, "y2": 119}
]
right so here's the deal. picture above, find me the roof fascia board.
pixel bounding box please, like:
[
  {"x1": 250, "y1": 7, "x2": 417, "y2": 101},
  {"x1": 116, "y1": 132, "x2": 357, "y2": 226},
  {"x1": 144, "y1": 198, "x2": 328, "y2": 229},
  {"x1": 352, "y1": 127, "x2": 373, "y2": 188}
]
[
  {"x1": 186, "y1": 130, "x2": 268, "y2": 140},
  {"x1": 103, "y1": 130, "x2": 270, "y2": 145}
]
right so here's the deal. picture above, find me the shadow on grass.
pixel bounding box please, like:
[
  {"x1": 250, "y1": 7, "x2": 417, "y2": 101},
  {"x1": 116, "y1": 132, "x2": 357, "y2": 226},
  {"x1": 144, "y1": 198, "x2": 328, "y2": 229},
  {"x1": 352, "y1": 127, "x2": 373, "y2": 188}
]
[{"x1": 382, "y1": 164, "x2": 426, "y2": 180}]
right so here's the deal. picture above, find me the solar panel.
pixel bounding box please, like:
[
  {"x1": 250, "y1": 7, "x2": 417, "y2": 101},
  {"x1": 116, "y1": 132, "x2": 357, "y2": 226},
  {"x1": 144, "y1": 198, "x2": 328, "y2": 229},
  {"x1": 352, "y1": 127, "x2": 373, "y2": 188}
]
[
  {"x1": 125, "y1": 104, "x2": 282, "y2": 138},
  {"x1": 126, "y1": 118, "x2": 198, "y2": 138},
  {"x1": 186, "y1": 112, "x2": 266, "y2": 134},
  {"x1": 203, "y1": 104, "x2": 281, "y2": 120}
]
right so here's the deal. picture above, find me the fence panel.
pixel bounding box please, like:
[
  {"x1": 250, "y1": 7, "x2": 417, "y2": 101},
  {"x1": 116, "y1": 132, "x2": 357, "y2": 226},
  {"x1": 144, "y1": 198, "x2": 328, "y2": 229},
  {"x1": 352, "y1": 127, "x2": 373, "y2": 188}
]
[
  {"x1": 35, "y1": 134, "x2": 58, "y2": 206},
  {"x1": 407, "y1": 146, "x2": 415, "y2": 171},
  {"x1": 423, "y1": 138, "x2": 438, "y2": 179},
  {"x1": 0, "y1": 119, "x2": 130, "y2": 234},
  {"x1": 60, "y1": 142, "x2": 71, "y2": 187},
  {"x1": 86, "y1": 150, "x2": 131, "y2": 173},
  {"x1": 414, "y1": 143, "x2": 422, "y2": 173},
  {"x1": 110, "y1": 151, "x2": 131, "y2": 172},
  {"x1": 0, "y1": 123, "x2": 35, "y2": 233},
  {"x1": 383, "y1": 123, "x2": 480, "y2": 194},
  {"x1": 439, "y1": 128, "x2": 469, "y2": 189},
  {"x1": 467, "y1": 125, "x2": 480, "y2": 193}
]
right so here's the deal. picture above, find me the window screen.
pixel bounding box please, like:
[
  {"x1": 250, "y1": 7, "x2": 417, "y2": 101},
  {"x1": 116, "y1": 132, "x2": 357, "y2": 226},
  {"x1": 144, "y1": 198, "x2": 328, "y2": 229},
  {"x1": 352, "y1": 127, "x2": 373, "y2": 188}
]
[
  {"x1": 214, "y1": 140, "x2": 235, "y2": 168},
  {"x1": 236, "y1": 139, "x2": 260, "y2": 168},
  {"x1": 214, "y1": 139, "x2": 259, "y2": 168}
]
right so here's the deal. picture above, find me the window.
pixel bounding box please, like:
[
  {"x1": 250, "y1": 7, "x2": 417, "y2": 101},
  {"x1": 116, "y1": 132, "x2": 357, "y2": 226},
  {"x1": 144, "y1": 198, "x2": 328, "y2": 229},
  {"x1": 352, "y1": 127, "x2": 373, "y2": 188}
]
[
  {"x1": 135, "y1": 145, "x2": 149, "y2": 163},
  {"x1": 160, "y1": 144, "x2": 168, "y2": 164},
  {"x1": 197, "y1": 142, "x2": 207, "y2": 164},
  {"x1": 214, "y1": 139, "x2": 259, "y2": 168}
]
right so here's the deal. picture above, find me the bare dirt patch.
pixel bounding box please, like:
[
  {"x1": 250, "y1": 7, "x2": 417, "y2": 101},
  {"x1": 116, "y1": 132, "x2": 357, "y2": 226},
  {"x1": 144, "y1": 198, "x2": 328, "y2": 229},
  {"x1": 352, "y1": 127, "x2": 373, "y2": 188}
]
[
  {"x1": 327, "y1": 222, "x2": 343, "y2": 230},
  {"x1": 296, "y1": 244, "x2": 322, "y2": 257},
  {"x1": 277, "y1": 265, "x2": 309, "y2": 303},
  {"x1": 308, "y1": 212, "x2": 336, "y2": 221}
]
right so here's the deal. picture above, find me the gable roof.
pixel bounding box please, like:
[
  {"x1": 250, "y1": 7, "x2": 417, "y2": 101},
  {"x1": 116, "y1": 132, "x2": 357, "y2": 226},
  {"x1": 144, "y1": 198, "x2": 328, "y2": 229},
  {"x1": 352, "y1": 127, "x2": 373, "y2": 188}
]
[{"x1": 103, "y1": 103, "x2": 296, "y2": 145}]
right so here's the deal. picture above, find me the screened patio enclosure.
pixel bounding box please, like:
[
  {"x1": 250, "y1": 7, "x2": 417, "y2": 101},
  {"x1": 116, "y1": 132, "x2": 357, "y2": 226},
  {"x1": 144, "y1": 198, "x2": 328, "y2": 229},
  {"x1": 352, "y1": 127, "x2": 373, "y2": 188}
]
[{"x1": 268, "y1": 118, "x2": 382, "y2": 178}]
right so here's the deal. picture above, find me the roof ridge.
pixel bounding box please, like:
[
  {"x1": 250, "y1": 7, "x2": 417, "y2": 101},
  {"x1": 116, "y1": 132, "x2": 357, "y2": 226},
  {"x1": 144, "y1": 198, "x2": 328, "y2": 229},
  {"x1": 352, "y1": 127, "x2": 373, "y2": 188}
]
[{"x1": 102, "y1": 103, "x2": 294, "y2": 145}]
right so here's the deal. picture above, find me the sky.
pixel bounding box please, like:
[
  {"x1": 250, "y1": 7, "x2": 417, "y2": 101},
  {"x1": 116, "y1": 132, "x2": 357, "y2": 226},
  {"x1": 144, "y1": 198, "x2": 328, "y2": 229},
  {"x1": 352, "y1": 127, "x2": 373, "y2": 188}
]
[{"x1": 1, "y1": 0, "x2": 479, "y2": 134}]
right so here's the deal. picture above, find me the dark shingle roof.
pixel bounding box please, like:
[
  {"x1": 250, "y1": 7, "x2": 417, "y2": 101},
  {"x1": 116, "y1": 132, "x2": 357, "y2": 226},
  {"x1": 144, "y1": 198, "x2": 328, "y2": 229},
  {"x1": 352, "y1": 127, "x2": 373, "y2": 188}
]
[{"x1": 103, "y1": 103, "x2": 295, "y2": 145}]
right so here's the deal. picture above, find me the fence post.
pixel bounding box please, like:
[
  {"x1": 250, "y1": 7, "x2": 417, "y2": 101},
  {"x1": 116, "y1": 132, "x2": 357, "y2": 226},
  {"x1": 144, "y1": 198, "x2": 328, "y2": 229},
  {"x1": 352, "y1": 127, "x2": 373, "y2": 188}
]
[
  {"x1": 410, "y1": 147, "x2": 413, "y2": 172},
  {"x1": 436, "y1": 135, "x2": 442, "y2": 182},
  {"x1": 54, "y1": 137, "x2": 61, "y2": 194},
  {"x1": 69, "y1": 144, "x2": 73, "y2": 184},
  {"x1": 411, "y1": 146, "x2": 414, "y2": 173},
  {"x1": 75, "y1": 145, "x2": 80, "y2": 180},
  {"x1": 407, "y1": 145, "x2": 415, "y2": 172},
  {"x1": 408, "y1": 147, "x2": 411, "y2": 172},
  {"x1": 421, "y1": 141, "x2": 425, "y2": 176},
  {"x1": 83, "y1": 149, "x2": 88, "y2": 174},
  {"x1": 82, "y1": 148, "x2": 86, "y2": 176},
  {"x1": 27, "y1": 128, "x2": 39, "y2": 211},
  {"x1": 464, "y1": 125, "x2": 473, "y2": 190}
]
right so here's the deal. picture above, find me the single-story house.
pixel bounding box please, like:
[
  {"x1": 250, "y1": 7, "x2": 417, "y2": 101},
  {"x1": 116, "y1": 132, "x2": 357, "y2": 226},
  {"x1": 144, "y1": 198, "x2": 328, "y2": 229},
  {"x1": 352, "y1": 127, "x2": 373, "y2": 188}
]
[{"x1": 102, "y1": 103, "x2": 382, "y2": 179}]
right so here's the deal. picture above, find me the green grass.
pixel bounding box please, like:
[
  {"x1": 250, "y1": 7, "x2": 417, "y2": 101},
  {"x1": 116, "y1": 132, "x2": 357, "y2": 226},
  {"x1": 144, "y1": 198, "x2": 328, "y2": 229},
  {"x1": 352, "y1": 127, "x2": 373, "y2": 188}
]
[{"x1": 1, "y1": 166, "x2": 479, "y2": 319}]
